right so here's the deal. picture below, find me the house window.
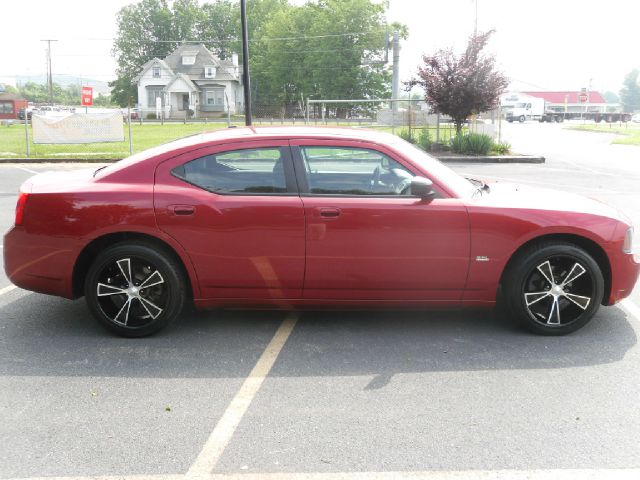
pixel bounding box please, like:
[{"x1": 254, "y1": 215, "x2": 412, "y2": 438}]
[
  {"x1": 205, "y1": 89, "x2": 225, "y2": 106},
  {"x1": 182, "y1": 54, "x2": 196, "y2": 65},
  {"x1": 0, "y1": 102, "x2": 14, "y2": 114},
  {"x1": 147, "y1": 87, "x2": 164, "y2": 108},
  {"x1": 204, "y1": 66, "x2": 216, "y2": 78},
  {"x1": 152, "y1": 66, "x2": 160, "y2": 78}
]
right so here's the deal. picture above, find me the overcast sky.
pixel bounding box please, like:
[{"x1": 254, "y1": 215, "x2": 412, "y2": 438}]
[{"x1": 1, "y1": 0, "x2": 639, "y2": 94}]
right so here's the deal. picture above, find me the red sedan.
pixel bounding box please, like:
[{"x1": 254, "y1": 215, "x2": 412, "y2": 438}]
[{"x1": 4, "y1": 127, "x2": 639, "y2": 337}]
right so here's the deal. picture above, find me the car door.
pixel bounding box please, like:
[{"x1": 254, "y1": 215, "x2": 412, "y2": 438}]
[
  {"x1": 154, "y1": 140, "x2": 305, "y2": 300},
  {"x1": 290, "y1": 139, "x2": 470, "y2": 302}
]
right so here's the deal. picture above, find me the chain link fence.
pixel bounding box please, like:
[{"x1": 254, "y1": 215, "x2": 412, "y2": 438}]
[{"x1": 1, "y1": 99, "x2": 501, "y2": 161}]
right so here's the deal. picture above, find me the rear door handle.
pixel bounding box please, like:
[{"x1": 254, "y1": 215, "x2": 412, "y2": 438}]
[
  {"x1": 170, "y1": 205, "x2": 195, "y2": 216},
  {"x1": 318, "y1": 207, "x2": 341, "y2": 218}
]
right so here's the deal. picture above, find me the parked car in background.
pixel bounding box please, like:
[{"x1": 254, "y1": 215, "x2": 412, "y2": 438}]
[
  {"x1": 18, "y1": 108, "x2": 32, "y2": 120},
  {"x1": 4, "y1": 127, "x2": 639, "y2": 337},
  {"x1": 632, "y1": 113, "x2": 640, "y2": 123}
]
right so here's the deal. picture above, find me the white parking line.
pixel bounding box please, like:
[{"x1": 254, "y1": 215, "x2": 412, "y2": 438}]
[
  {"x1": 186, "y1": 312, "x2": 300, "y2": 477},
  {"x1": 9, "y1": 468, "x2": 640, "y2": 480},
  {"x1": 0, "y1": 285, "x2": 17, "y2": 296},
  {"x1": 620, "y1": 299, "x2": 640, "y2": 322},
  {"x1": 13, "y1": 165, "x2": 39, "y2": 174}
]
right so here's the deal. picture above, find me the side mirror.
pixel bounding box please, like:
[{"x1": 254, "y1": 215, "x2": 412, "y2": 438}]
[{"x1": 410, "y1": 176, "x2": 436, "y2": 200}]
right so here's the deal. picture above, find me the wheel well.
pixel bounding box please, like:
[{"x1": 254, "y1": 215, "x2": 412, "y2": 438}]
[
  {"x1": 500, "y1": 234, "x2": 612, "y2": 305},
  {"x1": 72, "y1": 232, "x2": 194, "y2": 300}
]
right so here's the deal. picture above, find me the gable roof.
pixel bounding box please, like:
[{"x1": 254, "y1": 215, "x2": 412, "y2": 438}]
[
  {"x1": 163, "y1": 44, "x2": 220, "y2": 75},
  {"x1": 523, "y1": 91, "x2": 607, "y2": 104},
  {"x1": 164, "y1": 73, "x2": 198, "y2": 93},
  {"x1": 134, "y1": 58, "x2": 174, "y2": 82}
]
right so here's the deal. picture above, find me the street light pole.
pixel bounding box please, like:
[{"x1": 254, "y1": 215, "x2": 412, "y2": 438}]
[{"x1": 240, "y1": 0, "x2": 252, "y2": 126}]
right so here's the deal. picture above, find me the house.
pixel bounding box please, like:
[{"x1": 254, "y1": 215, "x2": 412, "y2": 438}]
[
  {"x1": 135, "y1": 44, "x2": 243, "y2": 119},
  {"x1": 0, "y1": 93, "x2": 28, "y2": 120}
]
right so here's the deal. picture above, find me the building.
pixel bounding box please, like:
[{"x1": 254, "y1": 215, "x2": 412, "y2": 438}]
[
  {"x1": 135, "y1": 44, "x2": 243, "y2": 119},
  {"x1": 0, "y1": 93, "x2": 28, "y2": 120},
  {"x1": 502, "y1": 91, "x2": 613, "y2": 113}
]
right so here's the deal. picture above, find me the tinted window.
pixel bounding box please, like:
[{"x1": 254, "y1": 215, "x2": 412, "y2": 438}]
[
  {"x1": 300, "y1": 147, "x2": 415, "y2": 196},
  {"x1": 173, "y1": 148, "x2": 288, "y2": 194}
]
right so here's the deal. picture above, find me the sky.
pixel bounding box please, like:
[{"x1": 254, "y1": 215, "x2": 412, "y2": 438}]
[{"x1": 1, "y1": 0, "x2": 639, "y2": 95}]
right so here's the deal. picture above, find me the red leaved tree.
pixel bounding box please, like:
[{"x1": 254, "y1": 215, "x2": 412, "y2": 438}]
[{"x1": 412, "y1": 30, "x2": 509, "y2": 134}]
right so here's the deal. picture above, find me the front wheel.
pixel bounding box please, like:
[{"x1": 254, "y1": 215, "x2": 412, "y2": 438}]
[
  {"x1": 519, "y1": 115, "x2": 525, "y2": 123},
  {"x1": 502, "y1": 243, "x2": 604, "y2": 335},
  {"x1": 84, "y1": 242, "x2": 186, "y2": 337}
]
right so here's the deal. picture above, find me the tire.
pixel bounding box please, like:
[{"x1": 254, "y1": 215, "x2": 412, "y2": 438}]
[
  {"x1": 502, "y1": 242, "x2": 604, "y2": 335},
  {"x1": 518, "y1": 115, "x2": 525, "y2": 123},
  {"x1": 84, "y1": 242, "x2": 186, "y2": 337}
]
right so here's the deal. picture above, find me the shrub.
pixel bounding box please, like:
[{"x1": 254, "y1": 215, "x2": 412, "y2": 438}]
[
  {"x1": 146, "y1": 112, "x2": 157, "y2": 120},
  {"x1": 398, "y1": 128, "x2": 415, "y2": 144},
  {"x1": 450, "y1": 133, "x2": 494, "y2": 155},
  {"x1": 418, "y1": 128, "x2": 432, "y2": 151},
  {"x1": 492, "y1": 141, "x2": 511, "y2": 155}
]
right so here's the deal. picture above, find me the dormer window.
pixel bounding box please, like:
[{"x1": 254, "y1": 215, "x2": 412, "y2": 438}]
[
  {"x1": 152, "y1": 66, "x2": 160, "y2": 78},
  {"x1": 204, "y1": 66, "x2": 216, "y2": 78},
  {"x1": 182, "y1": 51, "x2": 197, "y2": 65}
]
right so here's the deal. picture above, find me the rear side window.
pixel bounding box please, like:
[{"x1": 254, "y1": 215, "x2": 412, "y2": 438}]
[{"x1": 172, "y1": 148, "x2": 289, "y2": 194}]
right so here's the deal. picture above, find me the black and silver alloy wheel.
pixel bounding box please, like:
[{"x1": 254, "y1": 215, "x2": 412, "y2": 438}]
[
  {"x1": 523, "y1": 257, "x2": 593, "y2": 327},
  {"x1": 85, "y1": 242, "x2": 186, "y2": 337},
  {"x1": 503, "y1": 242, "x2": 604, "y2": 335}
]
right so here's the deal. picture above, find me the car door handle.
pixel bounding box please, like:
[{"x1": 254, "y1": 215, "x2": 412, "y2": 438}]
[
  {"x1": 318, "y1": 207, "x2": 341, "y2": 218},
  {"x1": 169, "y1": 205, "x2": 195, "y2": 216}
]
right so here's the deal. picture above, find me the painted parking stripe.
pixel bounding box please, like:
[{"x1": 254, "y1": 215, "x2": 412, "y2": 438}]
[
  {"x1": 13, "y1": 165, "x2": 39, "y2": 174},
  {"x1": 620, "y1": 299, "x2": 640, "y2": 322},
  {"x1": 0, "y1": 285, "x2": 17, "y2": 296},
  {"x1": 9, "y1": 468, "x2": 640, "y2": 480},
  {"x1": 187, "y1": 312, "x2": 300, "y2": 477}
]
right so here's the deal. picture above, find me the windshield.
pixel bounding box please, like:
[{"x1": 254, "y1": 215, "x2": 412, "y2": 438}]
[{"x1": 390, "y1": 138, "x2": 477, "y2": 198}]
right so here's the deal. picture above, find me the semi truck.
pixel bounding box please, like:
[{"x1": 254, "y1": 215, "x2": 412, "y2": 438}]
[{"x1": 505, "y1": 98, "x2": 631, "y2": 123}]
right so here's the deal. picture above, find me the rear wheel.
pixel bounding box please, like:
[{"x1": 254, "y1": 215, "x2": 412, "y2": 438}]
[
  {"x1": 518, "y1": 115, "x2": 525, "y2": 123},
  {"x1": 84, "y1": 242, "x2": 186, "y2": 337},
  {"x1": 502, "y1": 243, "x2": 604, "y2": 335}
]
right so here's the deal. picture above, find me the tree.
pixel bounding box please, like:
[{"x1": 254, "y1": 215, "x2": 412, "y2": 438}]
[
  {"x1": 411, "y1": 30, "x2": 508, "y2": 133},
  {"x1": 603, "y1": 90, "x2": 619, "y2": 104},
  {"x1": 619, "y1": 69, "x2": 640, "y2": 113}
]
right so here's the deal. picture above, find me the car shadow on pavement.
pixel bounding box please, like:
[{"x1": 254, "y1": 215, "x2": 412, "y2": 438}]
[{"x1": 0, "y1": 292, "x2": 636, "y2": 379}]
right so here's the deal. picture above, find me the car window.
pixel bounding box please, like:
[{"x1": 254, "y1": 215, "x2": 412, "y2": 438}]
[
  {"x1": 300, "y1": 146, "x2": 416, "y2": 196},
  {"x1": 172, "y1": 148, "x2": 289, "y2": 194}
]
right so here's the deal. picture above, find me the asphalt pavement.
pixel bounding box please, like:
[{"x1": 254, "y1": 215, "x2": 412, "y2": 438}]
[{"x1": 1, "y1": 122, "x2": 640, "y2": 479}]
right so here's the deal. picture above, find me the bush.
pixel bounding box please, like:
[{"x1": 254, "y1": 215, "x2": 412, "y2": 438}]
[
  {"x1": 418, "y1": 128, "x2": 432, "y2": 151},
  {"x1": 398, "y1": 128, "x2": 415, "y2": 144},
  {"x1": 492, "y1": 141, "x2": 511, "y2": 155},
  {"x1": 146, "y1": 112, "x2": 157, "y2": 120},
  {"x1": 450, "y1": 133, "x2": 494, "y2": 155}
]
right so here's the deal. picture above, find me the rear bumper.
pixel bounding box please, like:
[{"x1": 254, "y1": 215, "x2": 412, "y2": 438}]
[
  {"x1": 607, "y1": 251, "x2": 640, "y2": 305},
  {"x1": 3, "y1": 226, "x2": 78, "y2": 298}
]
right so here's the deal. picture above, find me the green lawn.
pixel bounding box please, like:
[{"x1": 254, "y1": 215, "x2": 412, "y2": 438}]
[
  {"x1": 570, "y1": 124, "x2": 640, "y2": 146},
  {"x1": 0, "y1": 120, "x2": 465, "y2": 160}
]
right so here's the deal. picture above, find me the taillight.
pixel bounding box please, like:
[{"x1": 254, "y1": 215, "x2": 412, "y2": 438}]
[{"x1": 15, "y1": 192, "x2": 29, "y2": 226}]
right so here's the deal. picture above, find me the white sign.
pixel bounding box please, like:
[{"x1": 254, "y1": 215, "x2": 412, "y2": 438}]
[
  {"x1": 32, "y1": 113, "x2": 124, "y2": 144},
  {"x1": 156, "y1": 97, "x2": 162, "y2": 118}
]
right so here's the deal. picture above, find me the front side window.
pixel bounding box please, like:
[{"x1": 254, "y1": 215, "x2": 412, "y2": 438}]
[
  {"x1": 204, "y1": 66, "x2": 216, "y2": 78},
  {"x1": 300, "y1": 147, "x2": 416, "y2": 196},
  {"x1": 0, "y1": 102, "x2": 14, "y2": 114},
  {"x1": 152, "y1": 66, "x2": 160, "y2": 78},
  {"x1": 182, "y1": 55, "x2": 196, "y2": 65},
  {"x1": 147, "y1": 87, "x2": 163, "y2": 107},
  {"x1": 172, "y1": 148, "x2": 289, "y2": 194},
  {"x1": 205, "y1": 89, "x2": 225, "y2": 105}
]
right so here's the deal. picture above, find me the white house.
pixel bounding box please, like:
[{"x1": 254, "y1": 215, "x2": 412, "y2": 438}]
[{"x1": 135, "y1": 44, "x2": 243, "y2": 119}]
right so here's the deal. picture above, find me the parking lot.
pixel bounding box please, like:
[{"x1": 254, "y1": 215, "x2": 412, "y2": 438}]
[{"x1": 1, "y1": 122, "x2": 640, "y2": 479}]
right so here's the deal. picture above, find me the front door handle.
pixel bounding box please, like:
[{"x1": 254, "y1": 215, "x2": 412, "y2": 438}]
[
  {"x1": 318, "y1": 207, "x2": 341, "y2": 218},
  {"x1": 169, "y1": 205, "x2": 195, "y2": 216}
]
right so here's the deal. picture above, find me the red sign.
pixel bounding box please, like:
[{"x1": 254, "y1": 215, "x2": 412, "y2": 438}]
[
  {"x1": 579, "y1": 93, "x2": 588, "y2": 103},
  {"x1": 81, "y1": 86, "x2": 93, "y2": 106}
]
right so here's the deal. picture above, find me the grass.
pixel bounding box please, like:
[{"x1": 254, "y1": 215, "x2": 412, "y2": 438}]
[
  {"x1": 0, "y1": 120, "x2": 466, "y2": 159},
  {"x1": 570, "y1": 123, "x2": 640, "y2": 146}
]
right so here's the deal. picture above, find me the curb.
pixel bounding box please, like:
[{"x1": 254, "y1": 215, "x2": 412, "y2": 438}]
[{"x1": 436, "y1": 155, "x2": 545, "y2": 164}]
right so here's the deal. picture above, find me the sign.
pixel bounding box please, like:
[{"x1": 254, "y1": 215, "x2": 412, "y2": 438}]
[
  {"x1": 579, "y1": 93, "x2": 588, "y2": 103},
  {"x1": 81, "y1": 86, "x2": 93, "y2": 106},
  {"x1": 156, "y1": 96, "x2": 162, "y2": 118},
  {"x1": 32, "y1": 112, "x2": 124, "y2": 144}
]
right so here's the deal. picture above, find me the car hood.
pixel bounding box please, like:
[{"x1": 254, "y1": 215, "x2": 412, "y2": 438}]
[{"x1": 467, "y1": 181, "x2": 630, "y2": 224}]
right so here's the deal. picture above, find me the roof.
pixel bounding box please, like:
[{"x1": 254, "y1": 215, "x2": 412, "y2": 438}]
[
  {"x1": 134, "y1": 58, "x2": 174, "y2": 82},
  {"x1": 523, "y1": 91, "x2": 607, "y2": 104},
  {"x1": 0, "y1": 93, "x2": 26, "y2": 101},
  {"x1": 164, "y1": 73, "x2": 198, "y2": 93}
]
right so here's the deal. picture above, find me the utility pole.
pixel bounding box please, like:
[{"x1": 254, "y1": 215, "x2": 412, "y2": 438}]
[
  {"x1": 240, "y1": 0, "x2": 252, "y2": 125},
  {"x1": 41, "y1": 39, "x2": 57, "y2": 106},
  {"x1": 391, "y1": 31, "x2": 400, "y2": 112},
  {"x1": 473, "y1": 0, "x2": 478, "y2": 35}
]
